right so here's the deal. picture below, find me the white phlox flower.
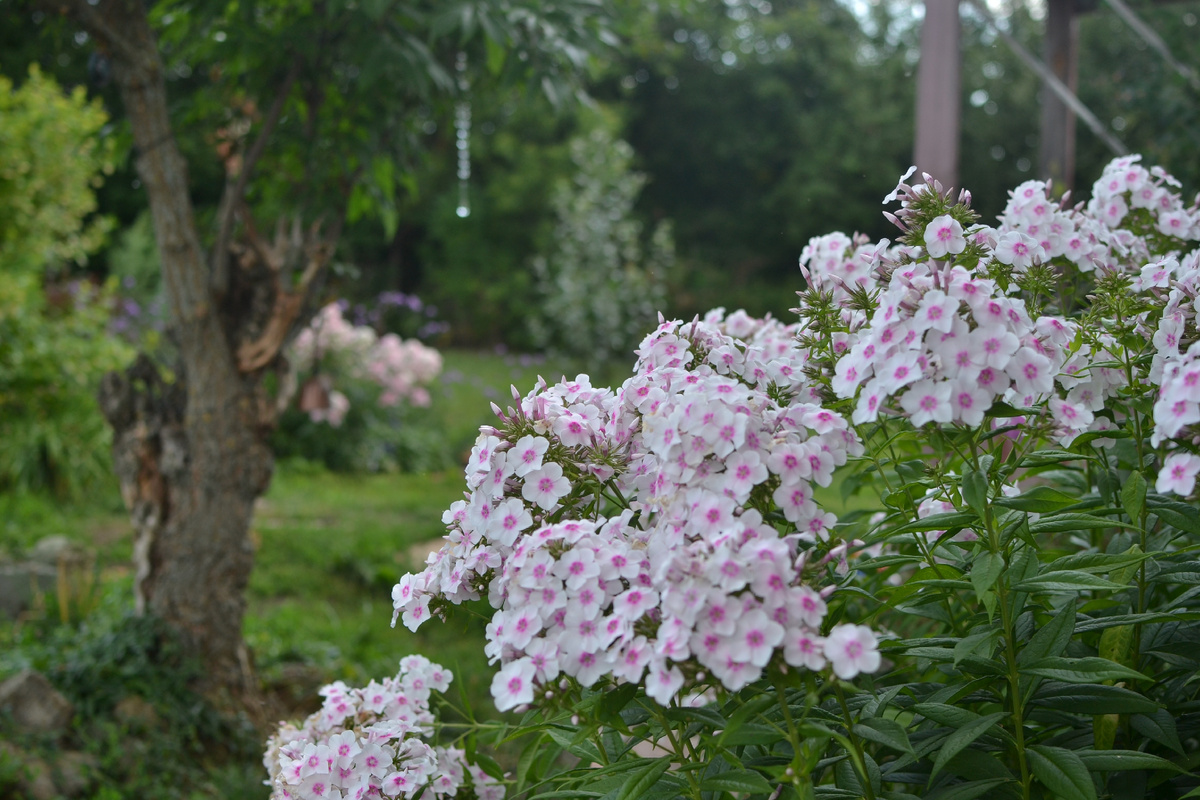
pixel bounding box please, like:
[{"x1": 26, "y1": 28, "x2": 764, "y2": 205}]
[
  {"x1": 392, "y1": 310, "x2": 872, "y2": 709},
  {"x1": 263, "y1": 657, "x2": 502, "y2": 800}
]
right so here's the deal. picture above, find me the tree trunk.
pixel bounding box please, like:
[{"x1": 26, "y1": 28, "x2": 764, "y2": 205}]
[{"x1": 63, "y1": 0, "x2": 275, "y2": 709}]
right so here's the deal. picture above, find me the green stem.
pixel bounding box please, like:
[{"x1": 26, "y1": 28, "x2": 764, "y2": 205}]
[
  {"x1": 997, "y1": 580, "x2": 1032, "y2": 800},
  {"x1": 775, "y1": 680, "x2": 806, "y2": 791},
  {"x1": 652, "y1": 705, "x2": 704, "y2": 800},
  {"x1": 833, "y1": 683, "x2": 877, "y2": 800}
]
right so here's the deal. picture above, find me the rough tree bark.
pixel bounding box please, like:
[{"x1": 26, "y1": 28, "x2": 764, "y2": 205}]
[{"x1": 49, "y1": 0, "x2": 331, "y2": 709}]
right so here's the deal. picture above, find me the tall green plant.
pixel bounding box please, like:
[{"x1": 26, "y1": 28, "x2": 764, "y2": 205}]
[
  {"x1": 527, "y1": 119, "x2": 671, "y2": 370},
  {"x1": 0, "y1": 65, "x2": 128, "y2": 497}
]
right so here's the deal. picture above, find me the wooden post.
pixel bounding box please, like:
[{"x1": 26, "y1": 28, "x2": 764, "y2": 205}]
[
  {"x1": 915, "y1": 0, "x2": 962, "y2": 190},
  {"x1": 1040, "y1": 0, "x2": 1079, "y2": 192}
]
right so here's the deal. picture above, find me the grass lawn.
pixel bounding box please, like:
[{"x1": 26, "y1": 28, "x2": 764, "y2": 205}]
[{"x1": 245, "y1": 468, "x2": 494, "y2": 704}]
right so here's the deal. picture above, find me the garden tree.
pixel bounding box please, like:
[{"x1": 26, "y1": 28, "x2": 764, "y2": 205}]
[{"x1": 38, "y1": 0, "x2": 611, "y2": 708}]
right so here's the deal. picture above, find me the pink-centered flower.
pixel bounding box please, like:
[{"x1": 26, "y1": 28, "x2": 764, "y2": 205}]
[
  {"x1": 824, "y1": 624, "x2": 881, "y2": 680},
  {"x1": 924, "y1": 214, "x2": 967, "y2": 259}
]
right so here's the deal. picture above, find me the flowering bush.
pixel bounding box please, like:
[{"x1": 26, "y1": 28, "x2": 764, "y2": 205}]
[
  {"x1": 274, "y1": 302, "x2": 451, "y2": 472},
  {"x1": 264, "y1": 655, "x2": 504, "y2": 799},
  {"x1": 271, "y1": 156, "x2": 1200, "y2": 800}
]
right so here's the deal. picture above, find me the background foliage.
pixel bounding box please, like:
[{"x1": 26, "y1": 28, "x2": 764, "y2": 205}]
[{"x1": 0, "y1": 65, "x2": 131, "y2": 497}]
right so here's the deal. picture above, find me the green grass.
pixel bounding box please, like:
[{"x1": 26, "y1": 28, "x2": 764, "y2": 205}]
[
  {"x1": 245, "y1": 468, "x2": 494, "y2": 696},
  {"x1": 245, "y1": 349, "x2": 598, "y2": 710}
]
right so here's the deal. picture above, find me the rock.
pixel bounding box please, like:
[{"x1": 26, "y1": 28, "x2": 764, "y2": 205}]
[
  {"x1": 0, "y1": 670, "x2": 74, "y2": 736},
  {"x1": 53, "y1": 750, "x2": 99, "y2": 797},
  {"x1": 0, "y1": 561, "x2": 56, "y2": 619},
  {"x1": 113, "y1": 694, "x2": 160, "y2": 730},
  {"x1": 27, "y1": 535, "x2": 81, "y2": 565}
]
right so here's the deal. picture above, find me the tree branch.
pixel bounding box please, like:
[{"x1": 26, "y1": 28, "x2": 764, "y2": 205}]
[
  {"x1": 38, "y1": 0, "x2": 150, "y2": 72},
  {"x1": 211, "y1": 55, "x2": 303, "y2": 297},
  {"x1": 233, "y1": 213, "x2": 335, "y2": 373}
]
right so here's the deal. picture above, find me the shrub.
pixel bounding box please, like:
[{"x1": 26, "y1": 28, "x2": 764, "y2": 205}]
[
  {"x1": 2, "y1": 588, "x2": 262, "y2": 799},
  {"x1": 273, "y1": 302, "x2": 451, "y2": 473},
  {"x1": 526, "y1": 121, "x2": 672, "y2": 371},
  {"x1": 0, "y1": 65, "x2": 129, "y2": 497}
]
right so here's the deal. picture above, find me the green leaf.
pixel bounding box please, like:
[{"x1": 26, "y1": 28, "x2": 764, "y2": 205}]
[
  {"x1": 1046, "y1": 550, "x2": 1151, "y2": 574},
  {"x1": 994, "y1": 486, "x2": 1080, "y2": 512},
  {"x1": 1030, "y1": 513, "x2": 1134, "y2": 534},
  {"x1": 596, "y1": 683, "x2": 639, "y2": 724},
  {"x1": 926, "y1": 778, "x2": 1013, "y2": 800},
  {"x1": 1022, "y1": 657, "x2": 1149, "y2": 684},
  {"x1": 929, "y1": 712, "x2": 1006, "y2": 782},
  {"x1": 1094, "y1": 712, "x2": 1119, "y2": 752},
  {"x1": 1019, "y1": 449, "x2": 1096, "y2": 468},
  {"x1": 1121, "y1": 471, "x2": 1146, "y2": 523},
  {"x1": 889, "y1": 511, "x2": 980, "y2": 536},
  {"x1": 1033, "y1": 682, "x2": 1158, "y2": 715},
  {"x1": 1146, "y1": 493, "x2": 1200, "y2": 534},
  {"x1": 1153, "y1": 570, "x2": 1200, "y2": 585},
  {"x1": 854, "y1": 717, "x2": 915, "y2": 755},
  {"x1": 1028, "y1": 745, "x2": 1097, "y2": 800},
  {"x1": 1018, "y1": 604, "x2": 1076, "y2": 666},
  {"x1": 1073, "y1": 610, "x2": 1200, "y2": 633},
  {"x1": 954, "y1": 629, "x2": 1001, "y2": 667},
  {"x1": 1076, "y1": 750, "x2": 1185, "y2": 773},
  {"x1": 698, "y1": 769, "x2": 775, "y2": 794},
  {"x1": 717, "y1": 693, "x2": 777, "y2": 747},
  {"x1": 614, "y1": 757, "x2": 671, "y2": 800},
  {"x1": 1098, "y1": 624, "x2": 1134, "y2": 669},
  {"x1": 1131, "y1": 710, "x2": 1185, "y2": 755},
  {"x1": 472, "y1": 753, "x2": 504, "y2": 782},
  {"x1": 961, "y1": 469, "x2": 989, "y2": 518},
  {"x1": 545, "y1": 727, "x2": 602, "y2": 763},
  {"x1": 913, "y1": 703, "x2": 983, "y2": 728},
  {"x1": 663, "y1": 706, "x2": 726, "y2": 729},
  {"x1": 720, "y1": 722, "x2": 785, "y2": 746},
  {"x1": 970, "y1": 552, "x2": 1004, "y2": 599},
  {"x1": 1012, "y1": 571, "x2": 1123, "y2": 593}
]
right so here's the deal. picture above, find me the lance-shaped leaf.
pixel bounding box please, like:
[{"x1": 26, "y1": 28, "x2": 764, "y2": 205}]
[
  {"x1": 1021, "y1": 656, "x2": 1149, "y2": 684},
  {"x1": 1028, "y1": 746, "x2": 1097, "y2": 800},
  {"x1": 928, "y1": 712, "x2": 1006, "y2": 782}
]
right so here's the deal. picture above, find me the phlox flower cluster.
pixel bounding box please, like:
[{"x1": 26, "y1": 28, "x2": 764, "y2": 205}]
[
  {"x1": 1088, "y1": 156, "x2": 1200, "y2": 246},
  {"x1": 799, "y1": 232, "x2": 891, "y2": 304},
  {"x1": 1146, "y1": 249, "x2": 1200, "y2": 491},
  {"x1": 823, "y1": 170, "x2": 1144, "y2": 447},
  {"x1": 289, "y1": 303, "x2": 443, "y2": 425},
  {"x1": 263, "y1": 655, "x2": 502, "y2": 800},
  {"x1": 394, "y1": 310, "x2": 881, "y2": 712},
  {"x1": 990, "y1": 179, "x2": 1107, "y2": 273},
  {"x1": 828, "y1": 257, "x2": 1075, "y2": 430},
  {"x1": 971, "y1": 157, "x2": 1199, "y2": 280}
]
